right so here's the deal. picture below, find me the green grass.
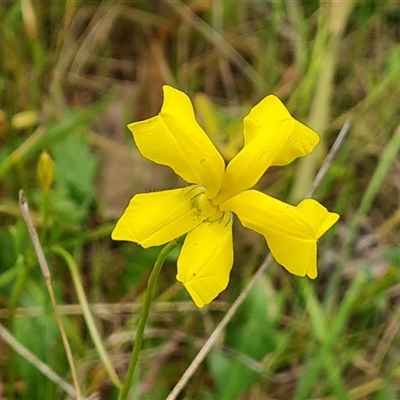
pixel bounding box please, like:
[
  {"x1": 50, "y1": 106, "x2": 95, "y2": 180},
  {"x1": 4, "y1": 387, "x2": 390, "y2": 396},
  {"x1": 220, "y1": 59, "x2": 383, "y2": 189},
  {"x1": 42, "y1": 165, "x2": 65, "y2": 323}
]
[{"x1": 1, "y1": 0, "x2": 400, "y2": 399}]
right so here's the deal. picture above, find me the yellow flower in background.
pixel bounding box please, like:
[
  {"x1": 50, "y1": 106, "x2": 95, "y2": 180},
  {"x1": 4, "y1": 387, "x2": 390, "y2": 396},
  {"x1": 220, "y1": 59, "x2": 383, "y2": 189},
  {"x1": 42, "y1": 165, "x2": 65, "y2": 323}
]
[
  {"x1": 37, "y1": 150, "x2": 55, "y2": 191},
  {"x1": 112, "y1": 86, "x2": 339, "y2": 308}
]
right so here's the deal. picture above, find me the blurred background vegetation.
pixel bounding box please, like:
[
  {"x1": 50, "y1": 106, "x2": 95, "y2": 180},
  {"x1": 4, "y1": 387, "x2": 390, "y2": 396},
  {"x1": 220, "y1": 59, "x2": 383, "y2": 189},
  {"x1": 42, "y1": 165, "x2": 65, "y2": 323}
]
[{"x1": 1, "y1": 0, "x2": 400, "y2": 399}]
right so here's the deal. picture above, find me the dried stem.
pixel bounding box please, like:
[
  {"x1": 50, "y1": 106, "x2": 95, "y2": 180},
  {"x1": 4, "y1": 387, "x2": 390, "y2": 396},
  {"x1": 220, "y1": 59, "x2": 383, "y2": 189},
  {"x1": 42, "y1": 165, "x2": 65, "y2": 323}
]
[
  {"x1": 18, "y1": 190, "x2": 82, "y2": 400},
  {"x1": 0, "y1": 322, "x2": 78, "y2": 398}
]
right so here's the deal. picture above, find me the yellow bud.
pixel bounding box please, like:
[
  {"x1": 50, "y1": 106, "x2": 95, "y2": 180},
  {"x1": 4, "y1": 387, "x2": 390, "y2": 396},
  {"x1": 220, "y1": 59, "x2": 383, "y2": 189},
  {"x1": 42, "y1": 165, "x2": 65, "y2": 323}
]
[
  {"x1": 37, "y1": 151, "x2": 55, "y2": 191},
  {"x1": 11, "y1": 110, "x2": 38, "y2": 130}
]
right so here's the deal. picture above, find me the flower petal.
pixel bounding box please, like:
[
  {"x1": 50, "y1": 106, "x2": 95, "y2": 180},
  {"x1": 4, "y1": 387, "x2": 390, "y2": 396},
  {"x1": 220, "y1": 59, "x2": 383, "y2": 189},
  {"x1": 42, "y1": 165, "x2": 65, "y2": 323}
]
[
  {"x1": 176, "y1": 213, "x2": 233, "y2": 308},
  {"x1": 272, "y1": 119, "x2": 319, "y2": 167},
  {"x1": 220, "y1": 190, "x2": 339, "y2": 278},
  {"x1": 111, "y1": 186, "x2": 215, "y2": 248},
  {"x1": 243, "y1": 95, "x2": 319, "y2": 166},
  {"x1": 213, "y1": 95, "x2": 319, "y2": 204},
  {"x1": 127, "y1": 86, "x2": 225, "y2": 198}
]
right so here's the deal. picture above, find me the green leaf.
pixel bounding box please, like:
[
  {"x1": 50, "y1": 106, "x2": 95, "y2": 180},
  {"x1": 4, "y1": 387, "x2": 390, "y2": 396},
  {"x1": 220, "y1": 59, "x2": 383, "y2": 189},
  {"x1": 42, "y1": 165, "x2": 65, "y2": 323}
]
[{"x1": 51, "y1": 124, "x2": 98, "y2": 205}]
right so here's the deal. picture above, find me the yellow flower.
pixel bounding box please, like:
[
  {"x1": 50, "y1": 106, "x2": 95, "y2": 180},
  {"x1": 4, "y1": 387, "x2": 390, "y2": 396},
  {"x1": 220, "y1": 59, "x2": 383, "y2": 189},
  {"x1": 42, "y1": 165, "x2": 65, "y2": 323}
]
[{"x1": 112, "y1": 86, "x2": 339, "y2": 308}]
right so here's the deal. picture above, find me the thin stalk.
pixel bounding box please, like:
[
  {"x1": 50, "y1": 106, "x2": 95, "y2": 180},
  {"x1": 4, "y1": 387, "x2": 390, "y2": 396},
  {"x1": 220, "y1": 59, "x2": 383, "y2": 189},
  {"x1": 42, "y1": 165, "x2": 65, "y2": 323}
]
[
  {"x1": 52, "y1": 247, "x2": 122, "y2": 389},
  {"x1": 118, "y1": 239, "x2": 179, "y2": 400},
  {"x1": 18, "y1": 190, "x2": 82, "y2": 400}
]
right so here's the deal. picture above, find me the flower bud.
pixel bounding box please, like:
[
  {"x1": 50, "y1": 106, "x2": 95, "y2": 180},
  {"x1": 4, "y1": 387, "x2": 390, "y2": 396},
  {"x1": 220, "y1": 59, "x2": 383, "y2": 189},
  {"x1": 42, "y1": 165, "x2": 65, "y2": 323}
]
[{"x1": 37, "y1": 150, "x2": 55, "y2": 191}]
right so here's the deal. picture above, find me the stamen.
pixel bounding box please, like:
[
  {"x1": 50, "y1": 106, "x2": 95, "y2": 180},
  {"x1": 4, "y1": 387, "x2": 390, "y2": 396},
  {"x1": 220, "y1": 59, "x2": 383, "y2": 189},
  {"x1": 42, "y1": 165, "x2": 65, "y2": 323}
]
[
  {"x1": 185, "y1": 185, "x2": 205, "y2": 197},
  {"x1": 190, "y1": 186, "x2": 224, "y2": 224}
]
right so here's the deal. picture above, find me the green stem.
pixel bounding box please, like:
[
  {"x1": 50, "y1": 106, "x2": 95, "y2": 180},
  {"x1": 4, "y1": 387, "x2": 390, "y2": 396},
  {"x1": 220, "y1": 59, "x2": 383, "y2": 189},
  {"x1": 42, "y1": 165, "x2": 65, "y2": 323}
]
[
  {"x1": 52, "y1": 246, "x2": 122, "y2": 389},
  {"x1": 118, "y1": 239, "x2": 179, "y2": 400}
]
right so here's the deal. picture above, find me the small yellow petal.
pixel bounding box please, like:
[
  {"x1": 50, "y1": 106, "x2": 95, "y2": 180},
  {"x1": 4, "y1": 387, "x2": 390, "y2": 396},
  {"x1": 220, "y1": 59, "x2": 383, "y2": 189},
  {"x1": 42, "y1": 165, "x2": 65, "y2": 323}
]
[
  {"x1": 263, "y1": 231, "x2": 318, "y2": 278},
  {"x1": 213, "y1": 95, "x2": 319, "y2": 204},
  {"x1": 128, "y1": 86, "x2": 225, "y2": 198},
  {"x1": 272, "y1": 119, "x2": 319, "y2": 167},
  {"x1": 221, "y1": 190, "x2": 339, "y2": 278},
  {"x1": 111, "y1": 186, "x2": 214, "y2": 248},
  {"x1": 296, "y1": 198, "x2": 340, "y2": 239},
  {"x1": 176, "y1": 214, "x2": 233, "y2": 308}
]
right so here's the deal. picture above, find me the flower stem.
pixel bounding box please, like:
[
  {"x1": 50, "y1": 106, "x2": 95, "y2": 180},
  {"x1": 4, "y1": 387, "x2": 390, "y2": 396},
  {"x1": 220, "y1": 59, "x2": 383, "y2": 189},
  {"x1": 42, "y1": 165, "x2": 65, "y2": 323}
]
[{"x1": 118, "y1": 239, "x2": 179, "y2": 400}]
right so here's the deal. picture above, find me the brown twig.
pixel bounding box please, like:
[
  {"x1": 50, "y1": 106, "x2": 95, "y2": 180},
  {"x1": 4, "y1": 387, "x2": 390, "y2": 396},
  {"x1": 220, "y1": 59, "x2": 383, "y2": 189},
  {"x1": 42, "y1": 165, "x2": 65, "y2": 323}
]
[
  {"x1": 0, "y1": 322, "x2": 77, "y2": 398},
  {"x1": 18, "y1": 190, "x2": 83, "y2": 400}
]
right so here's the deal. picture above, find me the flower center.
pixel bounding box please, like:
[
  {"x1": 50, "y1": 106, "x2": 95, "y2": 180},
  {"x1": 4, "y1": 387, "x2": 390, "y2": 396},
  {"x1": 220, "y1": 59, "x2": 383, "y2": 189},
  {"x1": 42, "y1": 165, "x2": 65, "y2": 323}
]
[{"x1": 189, "y1": 186, "x2": 224, "y2": 223}]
